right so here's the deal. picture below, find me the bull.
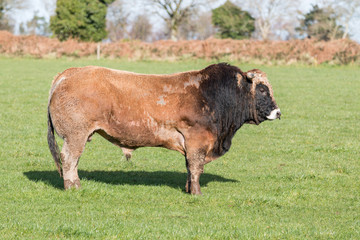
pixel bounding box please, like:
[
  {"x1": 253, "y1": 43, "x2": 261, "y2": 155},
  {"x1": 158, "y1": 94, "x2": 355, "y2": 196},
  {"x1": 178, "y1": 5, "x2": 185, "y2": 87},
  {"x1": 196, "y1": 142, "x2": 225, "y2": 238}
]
[{"x1": 47, "y1": 63, "x2": 281, "y2": 195}]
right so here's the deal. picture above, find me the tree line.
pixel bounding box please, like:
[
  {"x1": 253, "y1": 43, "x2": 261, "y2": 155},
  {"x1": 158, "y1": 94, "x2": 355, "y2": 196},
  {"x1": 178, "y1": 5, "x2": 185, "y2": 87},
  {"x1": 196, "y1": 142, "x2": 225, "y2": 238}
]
[{"x1": 0, "y1": 0, "x2": 359, "y2": 42}]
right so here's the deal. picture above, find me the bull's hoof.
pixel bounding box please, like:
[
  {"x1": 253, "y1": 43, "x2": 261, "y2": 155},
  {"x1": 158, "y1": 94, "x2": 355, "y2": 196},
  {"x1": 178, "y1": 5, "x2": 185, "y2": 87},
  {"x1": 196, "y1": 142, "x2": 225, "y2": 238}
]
[
  {"x1": 64, "y1": 179, "x2": 81, "y2": 190},
  {"x1": 125, "y1": 153, "x2": 132, "y2": 161},
  {"x1": 191, "y1": 188, "x2": 202, "y2": 195},
  {"x1": 185, "y1": 182, "x2": 202, "y2": 195}
]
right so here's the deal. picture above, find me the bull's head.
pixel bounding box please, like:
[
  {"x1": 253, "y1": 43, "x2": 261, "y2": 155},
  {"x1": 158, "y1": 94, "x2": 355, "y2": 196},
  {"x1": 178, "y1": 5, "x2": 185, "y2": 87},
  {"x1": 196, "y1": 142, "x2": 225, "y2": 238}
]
[{"x1": 241, "y1": 69, "x2": 281, "y2": 124}]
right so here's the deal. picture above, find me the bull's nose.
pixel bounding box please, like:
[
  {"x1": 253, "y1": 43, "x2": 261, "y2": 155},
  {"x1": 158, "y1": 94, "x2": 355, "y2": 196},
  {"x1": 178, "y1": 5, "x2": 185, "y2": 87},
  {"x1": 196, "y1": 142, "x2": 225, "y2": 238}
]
[
  {"x1": 266, "y1": 108, "x2": 281, "y2": 120},
  {"x1": 276, "y1": 110, "x2": 281, "y2": 120}
]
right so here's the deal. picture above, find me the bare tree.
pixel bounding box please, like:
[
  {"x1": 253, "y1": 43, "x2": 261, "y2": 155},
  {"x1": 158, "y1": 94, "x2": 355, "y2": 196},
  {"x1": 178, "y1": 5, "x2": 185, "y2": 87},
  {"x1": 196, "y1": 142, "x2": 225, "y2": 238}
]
[
  {"x1": 106, "y1": 0, "x2": 129, "y2": 41},
  {"x1": 178, "y1": 11, "x2": 215, "y2": 40},
  {"x1": 195, "y1": 12, "x2": 216, "y2": 39},
  {"x1": 296, "y1": 4, "x2": 344, "y2": 41},
  {"x1": 26, "y1": 10, "x2": 51, "y2": 36},
  {"x1": 0, "y1": 0, "x2": 11, "y2": 30},
  {"x1": 237, "y1": 0, "x2": 301, "y2": 40},
  {"x1": 0, "y1": 0, "x2": 26, "y2": 31},
  {"x1": 130, "y1": 14, "x2": 153, "y2": 41},
  {"x1": 177, "y1": 11, "x2": 200, "y2": 40},
  {"x1": 146, "y1": 0, "x2": 198, "y2": 41},
  {"x1": 328, "y1": 0, "x2": 360, "y2": 39},
  {"x1": 44, "y1": 0, "x2": 56, "y2": 16}
]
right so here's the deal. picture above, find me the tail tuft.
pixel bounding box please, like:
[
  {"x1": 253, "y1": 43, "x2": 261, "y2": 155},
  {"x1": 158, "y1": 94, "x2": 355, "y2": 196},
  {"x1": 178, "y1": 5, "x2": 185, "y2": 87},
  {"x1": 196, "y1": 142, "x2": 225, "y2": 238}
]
[{"x1": 47, "y1": 108, "x2": 62, "y2": 177}]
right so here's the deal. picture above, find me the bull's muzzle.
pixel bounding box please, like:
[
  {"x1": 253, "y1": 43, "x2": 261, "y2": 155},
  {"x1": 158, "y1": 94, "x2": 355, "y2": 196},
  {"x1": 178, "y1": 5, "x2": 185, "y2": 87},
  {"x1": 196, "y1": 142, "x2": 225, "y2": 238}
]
[{"x1": 267, "y1": 108, "x2": 281, "y2": 120}]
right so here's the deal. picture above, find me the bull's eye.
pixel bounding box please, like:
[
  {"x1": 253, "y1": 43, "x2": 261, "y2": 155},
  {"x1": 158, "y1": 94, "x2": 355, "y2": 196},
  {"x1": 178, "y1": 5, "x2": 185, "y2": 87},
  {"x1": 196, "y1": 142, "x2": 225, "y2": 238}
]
[{"x1": 256, "y1": 84, "x2": 269, "y2": 97}]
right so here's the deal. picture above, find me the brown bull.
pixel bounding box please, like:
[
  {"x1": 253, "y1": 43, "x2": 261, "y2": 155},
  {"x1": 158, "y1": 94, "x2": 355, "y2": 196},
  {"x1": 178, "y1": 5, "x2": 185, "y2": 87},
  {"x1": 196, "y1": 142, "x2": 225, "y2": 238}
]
[{"x1": 47, "y1": 63, "x2": 281, "y2": 195}]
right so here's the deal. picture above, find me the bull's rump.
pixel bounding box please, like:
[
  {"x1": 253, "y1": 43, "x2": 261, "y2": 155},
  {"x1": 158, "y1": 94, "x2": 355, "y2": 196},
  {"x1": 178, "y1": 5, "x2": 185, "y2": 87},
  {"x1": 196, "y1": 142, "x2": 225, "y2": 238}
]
[{"x1": 49, "y1": 66, "x2": 204, "y2": 154}]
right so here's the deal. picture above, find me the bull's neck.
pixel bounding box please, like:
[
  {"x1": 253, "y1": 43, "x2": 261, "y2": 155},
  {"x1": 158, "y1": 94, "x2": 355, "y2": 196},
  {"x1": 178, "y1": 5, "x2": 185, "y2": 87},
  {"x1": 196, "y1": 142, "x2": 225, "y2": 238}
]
[{"x1": 236, "y1": 93, "x2": 255, "y2": 127}]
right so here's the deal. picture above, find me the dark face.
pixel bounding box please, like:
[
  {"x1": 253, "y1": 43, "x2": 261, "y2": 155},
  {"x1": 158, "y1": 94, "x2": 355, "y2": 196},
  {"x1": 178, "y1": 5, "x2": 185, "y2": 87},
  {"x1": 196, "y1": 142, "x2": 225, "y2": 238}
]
[{"x1": 255, "y1": 83, "x2": 280, "y2": 122}]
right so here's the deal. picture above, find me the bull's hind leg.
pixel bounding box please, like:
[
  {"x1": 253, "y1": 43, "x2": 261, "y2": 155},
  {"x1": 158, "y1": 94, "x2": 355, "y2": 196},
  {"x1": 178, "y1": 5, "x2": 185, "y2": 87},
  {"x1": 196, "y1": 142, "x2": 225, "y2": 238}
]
[{"x1": 61, "y1": 136, "x2": 87, "y2": 189}]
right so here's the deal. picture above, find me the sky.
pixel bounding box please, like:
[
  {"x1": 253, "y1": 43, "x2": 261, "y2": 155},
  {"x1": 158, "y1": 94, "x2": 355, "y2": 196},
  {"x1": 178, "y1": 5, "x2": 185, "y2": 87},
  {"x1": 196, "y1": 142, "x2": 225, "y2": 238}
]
[{"x1": 10, "y1": 0, "x2": 360, "y2": 43}]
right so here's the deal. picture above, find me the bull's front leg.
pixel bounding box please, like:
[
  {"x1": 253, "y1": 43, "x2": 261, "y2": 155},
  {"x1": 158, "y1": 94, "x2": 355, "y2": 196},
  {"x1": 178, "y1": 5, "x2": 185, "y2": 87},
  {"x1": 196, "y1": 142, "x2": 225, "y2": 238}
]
[{"x1": 185, "y1": 151, "x2": 205, "y2": 195}]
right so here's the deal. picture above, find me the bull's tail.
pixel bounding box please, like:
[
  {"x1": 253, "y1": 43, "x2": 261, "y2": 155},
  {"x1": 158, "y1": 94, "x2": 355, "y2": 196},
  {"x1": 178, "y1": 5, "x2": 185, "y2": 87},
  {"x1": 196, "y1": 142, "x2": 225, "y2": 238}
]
[{"x1": 47, "y1": 107, "x2": 62, "y2": 176}]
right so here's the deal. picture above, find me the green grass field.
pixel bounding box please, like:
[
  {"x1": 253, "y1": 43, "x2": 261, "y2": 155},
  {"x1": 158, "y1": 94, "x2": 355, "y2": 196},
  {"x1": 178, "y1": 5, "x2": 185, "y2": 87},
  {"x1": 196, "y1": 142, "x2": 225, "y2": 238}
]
[{"x1": 0, "y1": 57, "x2": 359, "y2": 239}]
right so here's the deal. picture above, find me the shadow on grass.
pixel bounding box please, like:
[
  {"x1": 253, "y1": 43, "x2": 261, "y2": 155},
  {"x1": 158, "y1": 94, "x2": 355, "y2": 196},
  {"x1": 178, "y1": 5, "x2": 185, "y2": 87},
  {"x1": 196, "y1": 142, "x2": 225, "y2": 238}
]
[{"x1": 24, "y1": 170, "x2": 237, "y2": 191}]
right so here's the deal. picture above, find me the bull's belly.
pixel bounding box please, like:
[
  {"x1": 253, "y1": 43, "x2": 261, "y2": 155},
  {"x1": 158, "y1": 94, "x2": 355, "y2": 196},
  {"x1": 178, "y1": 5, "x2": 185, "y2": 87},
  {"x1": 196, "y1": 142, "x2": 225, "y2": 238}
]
[{"x1": 98, "y1": 122, "x2": 186, "y2": 155}]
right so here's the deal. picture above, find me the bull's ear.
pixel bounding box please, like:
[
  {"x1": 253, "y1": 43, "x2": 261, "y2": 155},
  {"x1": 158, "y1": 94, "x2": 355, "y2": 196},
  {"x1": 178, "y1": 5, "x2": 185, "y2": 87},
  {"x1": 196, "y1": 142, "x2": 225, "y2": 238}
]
[
  {"x1": 246, "y1": 72, "x2": 255, "y2": 83},
  {"x1": 236, "y1": 73, "x2": 244, "y2": 85}
]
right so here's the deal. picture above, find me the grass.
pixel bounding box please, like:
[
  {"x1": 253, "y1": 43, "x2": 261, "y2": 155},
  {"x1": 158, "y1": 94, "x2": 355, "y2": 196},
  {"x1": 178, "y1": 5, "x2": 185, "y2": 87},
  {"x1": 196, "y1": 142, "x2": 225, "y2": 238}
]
[{"x1": 0, "y1": 57, "x2": 359, "y2": 239}]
